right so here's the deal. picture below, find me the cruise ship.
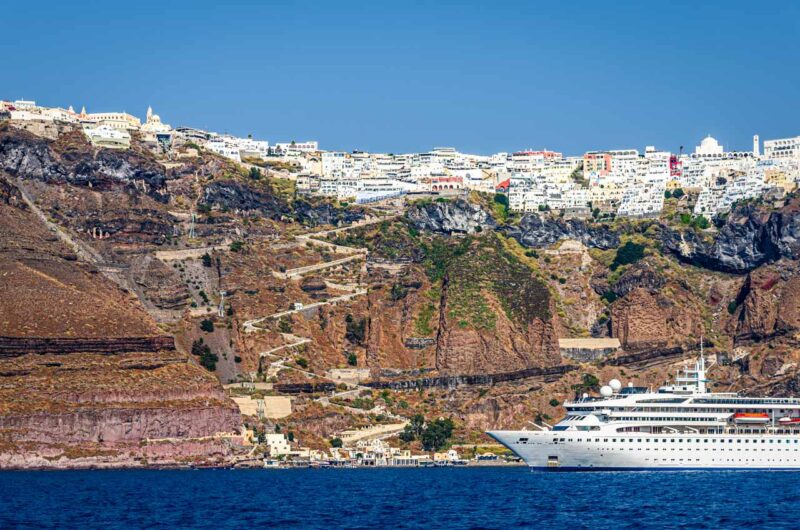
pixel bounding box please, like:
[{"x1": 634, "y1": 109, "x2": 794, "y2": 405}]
[{"x1": 488, "y1": 353, "x2": 800, "y2": 470}]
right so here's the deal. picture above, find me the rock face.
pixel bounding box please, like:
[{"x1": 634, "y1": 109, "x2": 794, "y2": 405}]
[
  {"x1": 407, "y1": 198, "x2": 497, "y2": 234},
  {"x1": 611, "y1": 262, "x2": 667, "y2": 298},
  {"x1": 436, "y1": 295, "x2": 561, "y2": 375},
  {"x1": 292, "y1": 199, "x2": 365, "y2": 227},
  {"x1": 732, "y1": 266, "x2": 800, "y2": 342},
  {"x1": 0, "y1": 172, "x2": 241, "y2": 468},
  {"x1": 662, "y1": 205, "x2": 800, "y2": 273},
  {"x1": 0, "y1": 126, "x2": 170, "y2": 202},
  {"x1": 0, "y1": 353, "x2": 241, "y2": 468},
  {"x1": 504, "y1": 213, "x2": 619, "y2": 250},
  {"x1": 201, "y1": 179, "x2": 289, "y2": 218},
  {"x1": 611, "y1": 288, "x2": 669, "y2": 349},
  {"x1": 433, "y1": 237, "x2": 560, "y2": 375},
  {"x1": 0, "y1": 336, "x2": 175, "y2": 357}
]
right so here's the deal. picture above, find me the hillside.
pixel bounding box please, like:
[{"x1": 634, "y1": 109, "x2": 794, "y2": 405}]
[{"x1": 3, "y1": 122, "x2": 800, "y2": 466}]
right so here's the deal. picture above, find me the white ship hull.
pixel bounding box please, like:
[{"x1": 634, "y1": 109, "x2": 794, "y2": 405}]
[{"x1": 489, "y1": 430, "x2": 800, "y2": 470}]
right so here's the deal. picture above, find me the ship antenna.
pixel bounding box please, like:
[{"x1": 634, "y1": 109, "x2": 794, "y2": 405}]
[{"x1": 697, "y1": 333, "x2": 706, "y2": 394}]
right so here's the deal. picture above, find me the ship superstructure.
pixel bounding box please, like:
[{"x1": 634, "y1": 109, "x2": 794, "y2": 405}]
[{"x1": 488, "y1": 354, "x2": 800, "y2": 470}]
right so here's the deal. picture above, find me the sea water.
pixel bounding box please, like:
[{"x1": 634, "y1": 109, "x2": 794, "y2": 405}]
[{"x1": 1, "y1": 467, "x2": 797, "y2": 529}]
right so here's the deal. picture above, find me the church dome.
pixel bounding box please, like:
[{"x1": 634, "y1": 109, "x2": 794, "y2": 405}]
[{"x1": 696, "y1": 135, "x2": 723, "y2": 156}]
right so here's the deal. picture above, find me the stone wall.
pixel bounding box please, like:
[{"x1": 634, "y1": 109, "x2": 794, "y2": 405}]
[{"x1": 0, "y1": 335, "x2": 175, "y2": 357}]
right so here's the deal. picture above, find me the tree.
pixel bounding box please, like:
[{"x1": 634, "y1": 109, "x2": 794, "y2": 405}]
[
  {"x1": 400, "y1": 414, "x2": 425, "y2": 442},
  {"x1": 549, "y1": 399, "x2": 560, "y2": 407},
  {"x1": 229, "y1": 241, "x2": 244, "y2": 252},
  {"x1": 693, "y1": 215, "x2": 710, "y2": 230},
  {"x1": 672, "y1": 188, "x2": 685, "y2": 199},
  {"x1": 199, "y1": 349, "x2": 218, "y2": 371},
  {"x1": 610, "y1": 241, "x2": 645, "y2": 270},
  {"x1": 421, "y1": 418, "x2": 454, "y2": 452},
  {"x1": 492, "y1": 193, "x2": 510, "y2": 221},
  {"x1": 200, "y1": 319, "x2": 214, "y2": 333},
  {"x1": 249, "y1": 167, "x2": 262, "y2": 181},
  {"x1": 347, "y1": 352, "x2": 358, "y2": 366},
  {"x1": 201, "y1": 252, "x2": 212, "y2": 267},
  {"x1": 296, "y1": 357, "x2": 308, "y2": 369},
  {"x1": 664, "y1": 190, "x2": 672, "y2": 199},
  {"x1": 345, "y1": 315, "x2": 368, "y2": 345},
  {"x1": 191, "y1": 338, "x2": 206, "y2": 357},
  {"x1": 330, "y1": 437, "x2": 343, "y2": 448}
]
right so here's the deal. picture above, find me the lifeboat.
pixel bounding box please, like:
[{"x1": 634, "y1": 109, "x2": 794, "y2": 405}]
[
  {"x1": 778, "y1": 417, "x2": 800, "y2": 424},
  {"x1": 733, "y1": 412, "x2": 770, "y2": 424}
]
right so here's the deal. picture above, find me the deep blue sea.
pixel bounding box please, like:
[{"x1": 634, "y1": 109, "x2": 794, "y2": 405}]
[{"x1": 1, "y1": 467, "x2": 799, "y2": 529}]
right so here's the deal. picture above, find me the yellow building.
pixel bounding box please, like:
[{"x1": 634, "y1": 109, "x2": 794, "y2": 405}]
[
  {"x1": 766, "y1": 168, "x2": 796, "y2": 193},
  {"x1": 81, "y1": 109, "x2": 141, "y2": 131}
]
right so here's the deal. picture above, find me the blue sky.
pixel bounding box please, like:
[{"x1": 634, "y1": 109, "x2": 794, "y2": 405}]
[{"x1": 2, "y1": 1, "x2": 798, "y2": 155}]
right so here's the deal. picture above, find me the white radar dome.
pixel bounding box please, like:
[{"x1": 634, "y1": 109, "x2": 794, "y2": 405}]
[
  {"x1": 600, "y1": 385, "x2": 613, "y2": 397},
  {"x1": 609, "y1": 379, "x2": 622, "y2": 392}
]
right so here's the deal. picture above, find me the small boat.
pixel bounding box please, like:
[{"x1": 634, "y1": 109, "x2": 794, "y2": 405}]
[
  {"x1": 733, "y1": 412, "x2": 770, "y2": 424},
  {"x1": 778, "y1": 417, "x2": 800, "y2": 424}
]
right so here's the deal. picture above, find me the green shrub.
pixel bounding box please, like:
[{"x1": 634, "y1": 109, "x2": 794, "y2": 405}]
[
  {"x1": 345, "y1": 315, "x2": 368, "y2": 345},
  {"x1": 390, "y1": 283, "x2": 408, "y2": 301},
  {"x1": 199, "y1": 350, "x2": 218, "y2": 371},
  {"x1": 610, "y1": 241, "x2": 645, "y2": 270},
  {"x1": 200, "y1": 319, "x2": 214, "y2": 333},
  {"x1": 278, "y1": 317, "x2": 293, "y2": 333}
]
